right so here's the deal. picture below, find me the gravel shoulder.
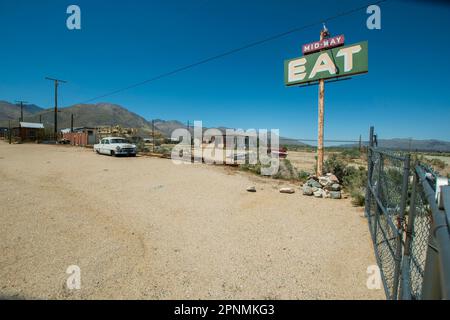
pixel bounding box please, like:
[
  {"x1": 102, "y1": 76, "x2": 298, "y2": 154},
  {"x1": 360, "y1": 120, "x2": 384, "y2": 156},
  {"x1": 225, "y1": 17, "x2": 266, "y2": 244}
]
[{"x1": 0, "y1": 142, "x2": 384, "y2": 300}]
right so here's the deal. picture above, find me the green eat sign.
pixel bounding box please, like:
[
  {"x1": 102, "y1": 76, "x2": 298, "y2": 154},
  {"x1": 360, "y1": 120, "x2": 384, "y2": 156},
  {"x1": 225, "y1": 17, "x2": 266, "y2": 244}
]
[{"x1": 284, "y1": 41, "x2": 368, "y2": 86}]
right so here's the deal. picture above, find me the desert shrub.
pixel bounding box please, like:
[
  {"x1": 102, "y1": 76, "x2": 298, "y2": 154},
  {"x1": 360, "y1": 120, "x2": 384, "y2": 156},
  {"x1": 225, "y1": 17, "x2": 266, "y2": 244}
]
[
  {"x1": 342, "y1": 166, "x2": 368, "y2": 207},
  {"x1": 343, "y1": 166, "x2": 367, "y2": 190},
  {"x1": 135, "y1": 141, "x2": 148, "y2": 152},
  {"x1": 323, "y1": 154, "x2": 348, "y2": 181},
  {"x1": 350, "y1": 191, "x2": 366, "y2": 207},
  {"x1": 341, "y1": 148, "x2": 361, "y2": 160},
  {"x1": 240, "y1": 163, "x2": 262, "y2": 175},
  {"x1": 298, "y1": 170, "x2": 310, "y2": 182},
  {"x1": 415, "y1": 155, "x2": 447, "y2": 171},
  {"x1": 429, "y1": 158, "x2": 446, "y2": 170},
  {"x1": 272, "y1": 159, "x2": 298, "y2": 180}
]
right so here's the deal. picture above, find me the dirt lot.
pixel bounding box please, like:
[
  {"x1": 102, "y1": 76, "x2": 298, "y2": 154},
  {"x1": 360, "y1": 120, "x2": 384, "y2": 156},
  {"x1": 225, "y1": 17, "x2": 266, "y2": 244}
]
[{"x1": 0, "y1": 142, "x2": 384, "y2": 300}]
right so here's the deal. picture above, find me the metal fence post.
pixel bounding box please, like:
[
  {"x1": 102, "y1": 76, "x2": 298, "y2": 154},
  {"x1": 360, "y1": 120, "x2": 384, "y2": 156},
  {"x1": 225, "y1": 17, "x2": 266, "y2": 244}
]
[
  {"x1": 400, "y1": 168, "x2": 418, "y2": 300},
  {"x1": 365, "y1": 126, "x2": 375, "y2": 219},
  {"x1": 392, "y1": 154, "x2": 411, "y2": 299}
]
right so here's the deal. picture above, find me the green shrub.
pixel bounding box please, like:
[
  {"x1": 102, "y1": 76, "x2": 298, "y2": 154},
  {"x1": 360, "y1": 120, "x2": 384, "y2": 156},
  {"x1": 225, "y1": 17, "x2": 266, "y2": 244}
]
[
  {"x1": 240, "y1": 163, "x2": 262, "y2": 175},
  {"x1": 429, "y1": 158, "x2": 446, "y2": 170},
  {"x1": 350, "y1": 191, "x2": 365, "y2": 207},
  {"x1": 298, "y1": 170, "x2": 310, "y2": 182},
  {"x1": 341, "y1": 148, "x2": 361, "y2": 160},
  {"x1": 272, "y1": 159, "x2": 298, "y2": 180},
  {"x1": 323, "y1": 154, "x2": 348, "y2": 181}
]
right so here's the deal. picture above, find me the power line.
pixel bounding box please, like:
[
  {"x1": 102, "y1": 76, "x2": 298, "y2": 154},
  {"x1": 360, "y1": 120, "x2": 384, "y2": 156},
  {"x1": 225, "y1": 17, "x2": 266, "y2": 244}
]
[{"x1": 79, "y1": 0, "x2": 387, "y2": 104}]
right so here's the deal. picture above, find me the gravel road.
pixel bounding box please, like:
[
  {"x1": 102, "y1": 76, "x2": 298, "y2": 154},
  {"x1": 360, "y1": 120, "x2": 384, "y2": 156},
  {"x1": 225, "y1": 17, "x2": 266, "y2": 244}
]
[{"x1": 0, "y1": 142, "x2": 384, "y2": 299}]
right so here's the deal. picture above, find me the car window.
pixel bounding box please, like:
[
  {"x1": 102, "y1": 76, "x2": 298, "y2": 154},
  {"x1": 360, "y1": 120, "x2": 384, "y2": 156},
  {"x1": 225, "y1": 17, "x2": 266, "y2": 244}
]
[
  {"x1": 111, "y1": 139, "x2": 128, "y2": 144},
  {"x1": 104, "y1": 140, "x2": 110, "y2": 144}
]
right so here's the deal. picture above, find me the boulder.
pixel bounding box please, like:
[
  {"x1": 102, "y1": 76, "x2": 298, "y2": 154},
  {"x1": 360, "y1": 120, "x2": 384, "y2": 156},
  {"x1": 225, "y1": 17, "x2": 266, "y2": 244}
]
[
  {"x1": 319, "y1": 176, "x2": 333, "y2": 187},
  {"x1": 313, "y1": 190, "x2": 323, "y2": 198},
  {"x1": 329, "y1": 191, "x2": 342, "y2": 199},
  {"x1": 307, "y1": 179, "x2": 322, "y2": 189},
  {"x1": 246, "y1": 186, "x2": 256, "y2": 193},
  {"x1": 330, "y1": 183, "x2": 341, "y2": 191},
  {"x1": 329, "y1": 174, "x2": 340, "y2": 183},
  {"x1": 280, "y1": 187, "x2": 295, "y2": 194},
  {"x1": 302, "y1": 185, "x2": 313, "y2": 196}
]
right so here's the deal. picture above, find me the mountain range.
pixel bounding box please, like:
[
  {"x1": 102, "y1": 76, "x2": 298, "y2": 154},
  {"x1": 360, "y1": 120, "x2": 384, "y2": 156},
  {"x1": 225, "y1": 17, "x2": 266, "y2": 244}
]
[{"x1": 1, "y1": 100, "x2": 449, "y2": 152}]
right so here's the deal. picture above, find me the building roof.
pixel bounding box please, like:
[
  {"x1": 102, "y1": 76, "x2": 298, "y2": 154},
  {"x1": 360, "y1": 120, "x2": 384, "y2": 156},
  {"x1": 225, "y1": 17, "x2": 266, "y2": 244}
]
[{"x1": 20, "y1": 122, "x2": 44, "y2": 129}]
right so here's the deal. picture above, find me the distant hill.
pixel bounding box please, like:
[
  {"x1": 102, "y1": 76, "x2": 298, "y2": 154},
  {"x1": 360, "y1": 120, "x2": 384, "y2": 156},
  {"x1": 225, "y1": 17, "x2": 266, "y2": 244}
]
[
  {"x1": 28, "y1": 103, "x2": 152, "y2": 130},
  {"x1": 152, "y1": 119, "x2": 187, "y2": 137},
  {"x1": 0, "y1": 100, "x2": 448, "y2": 151},
  {"x1": 0, "y1": 101, "x2": 43, "y2": 125},
  {"x1": 375, "y1": 139, "x2": 450, "y2": 153},
  {"x1": 0, "y1": 101, "x2": 190, "y2": 136},
  {"x1": 339, "y1": 138, "x2": 450, "y2": 153}
]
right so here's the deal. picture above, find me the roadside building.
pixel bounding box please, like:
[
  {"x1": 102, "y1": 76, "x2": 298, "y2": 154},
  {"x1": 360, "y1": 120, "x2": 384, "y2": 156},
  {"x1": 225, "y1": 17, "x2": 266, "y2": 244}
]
[
  {"x1": 61, "y1": 127, "x2": 98, "y2": 146},
  {"x1": 0, "y1": 127, "x2": 8, "y2": 139},
  {"x1": 12, "y1": 122, "x2": 45, "y2": 142}
]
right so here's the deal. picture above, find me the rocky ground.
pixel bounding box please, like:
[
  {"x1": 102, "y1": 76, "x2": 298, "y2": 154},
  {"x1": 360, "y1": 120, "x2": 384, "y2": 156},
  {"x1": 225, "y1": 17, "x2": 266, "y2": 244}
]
[{"x1": 0, "y1": 142, "x2": 384, "y2": 300}]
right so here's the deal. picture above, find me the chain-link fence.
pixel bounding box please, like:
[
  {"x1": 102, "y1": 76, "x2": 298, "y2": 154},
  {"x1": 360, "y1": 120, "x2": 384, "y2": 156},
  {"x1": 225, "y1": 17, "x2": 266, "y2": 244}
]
[{"x1": 365, "y1": 127, "x2": 450, "y2": 300}]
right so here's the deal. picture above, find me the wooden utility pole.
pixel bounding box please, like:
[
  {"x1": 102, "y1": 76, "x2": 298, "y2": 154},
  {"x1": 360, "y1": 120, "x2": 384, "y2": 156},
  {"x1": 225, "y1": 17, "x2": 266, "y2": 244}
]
[
  {"x1": 8, "y1": 120, "x2": 11, "y2": 144},
  {"x1": 70, "y1": 114, "x2": 74, "y2": 133},
  {"x1": 152, "y1": 119, "x2": 155, "y2": 153},
  {"x1": 316, "y1": 27, "x2": 329, "y2": 177},
  {"x1": 15, "y1": 100, "x2": 27, "y2": 122},
  {"x1": 39, "y1": 114, "x2": 42, "y2": 123},
  {"x1": 45, "y1": 77, "x2": 67, "y2": 140}
]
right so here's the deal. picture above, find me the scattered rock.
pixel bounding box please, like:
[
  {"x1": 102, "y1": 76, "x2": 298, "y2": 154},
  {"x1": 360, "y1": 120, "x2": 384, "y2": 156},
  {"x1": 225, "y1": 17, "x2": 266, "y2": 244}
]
[
  {"x1": 329, "y1": 191, "x2": 342, "y2": 199},
  {"x1": 307, "y1": 179, "x2": 322, "y2": 189},
  {"x1": 280, "y1": 187, "x2": 295, "y2": 194},
  {"x1": 304, "y1": 174, "x2": 343, "y2": 200},
  {"x1": 302, "y1": 185, "x2": 313, "y2": 196},
  {"x1": 319, "y1": 176, "x2": 333, "y2": 187},
  {"x1": 329, "y1": 174, "x2": 340, "y2": 183},
  {"x1": 330, "y1": 183, "x2": 341, "y2": 191},
  {"x1": 246, "y1": 186, "x2": 256, "y2": 193},
  {"x1": 313, "y1": 190, "x2": 323, "y2": 198}
]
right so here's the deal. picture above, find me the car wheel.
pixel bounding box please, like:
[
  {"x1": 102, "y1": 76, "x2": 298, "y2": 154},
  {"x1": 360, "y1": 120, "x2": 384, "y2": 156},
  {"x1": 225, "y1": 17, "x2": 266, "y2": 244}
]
[{"x1": 111, "y1": 150, "x2": 115, "y2": 157}]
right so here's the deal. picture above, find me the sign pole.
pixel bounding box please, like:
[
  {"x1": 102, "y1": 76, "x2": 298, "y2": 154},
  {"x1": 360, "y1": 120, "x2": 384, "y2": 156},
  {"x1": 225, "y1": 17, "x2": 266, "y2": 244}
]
[
  {"x1": 317, "y1": 28, "x2": 328, "y2": 177},
  {"x1": 285, "y1": 30, "x2": 368, "y2": 177}
]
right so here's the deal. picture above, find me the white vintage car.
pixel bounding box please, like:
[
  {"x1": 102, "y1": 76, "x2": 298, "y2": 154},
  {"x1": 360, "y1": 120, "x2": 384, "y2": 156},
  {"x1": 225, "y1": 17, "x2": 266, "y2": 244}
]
[{"x1": 94, "y1": 137, "x2": 137, "y2": 157}]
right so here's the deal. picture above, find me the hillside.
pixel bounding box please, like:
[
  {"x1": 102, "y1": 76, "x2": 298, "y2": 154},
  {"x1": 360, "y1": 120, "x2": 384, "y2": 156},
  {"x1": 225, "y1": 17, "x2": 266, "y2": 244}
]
[
  {"x1": 28, "y1": 103, "x2": 152, "y2": 130},
  {"x1": 375, "y1": 139, "x2": 450, "y2": 153},
  {"x1": 1, "y1": 100, "x2": 448, "y2": 151},
  {"x1": 0, "y1": 101, "x2": 43, "y2": 126},
  {"x1": 340, "y1": 138, "x2": 450, "y2": 153}
]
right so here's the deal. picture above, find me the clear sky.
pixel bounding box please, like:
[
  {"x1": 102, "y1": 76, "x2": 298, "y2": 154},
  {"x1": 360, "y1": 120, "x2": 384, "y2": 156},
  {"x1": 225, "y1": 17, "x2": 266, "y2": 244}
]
[{"x1": 0, "y1": 0, "x2": 449, "y2": 141}]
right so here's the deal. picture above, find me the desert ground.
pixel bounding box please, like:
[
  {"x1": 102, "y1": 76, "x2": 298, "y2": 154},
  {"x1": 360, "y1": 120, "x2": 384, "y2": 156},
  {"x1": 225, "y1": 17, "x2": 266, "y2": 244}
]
[{"x1": 0, "y1": 142, "x2": 384, "y2": 300}]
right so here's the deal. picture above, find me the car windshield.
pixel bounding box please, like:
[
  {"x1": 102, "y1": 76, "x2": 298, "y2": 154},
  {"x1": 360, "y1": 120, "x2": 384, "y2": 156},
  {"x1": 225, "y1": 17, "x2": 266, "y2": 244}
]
[{"x1": 110, "y1": 139, "x2": 128, "y2": 144}]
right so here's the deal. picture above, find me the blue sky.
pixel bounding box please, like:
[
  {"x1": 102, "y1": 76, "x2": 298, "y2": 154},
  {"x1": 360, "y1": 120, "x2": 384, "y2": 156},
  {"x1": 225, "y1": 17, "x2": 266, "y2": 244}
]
[{"x1": 0, "y1": 0, "x2": 449, "y2": 141}]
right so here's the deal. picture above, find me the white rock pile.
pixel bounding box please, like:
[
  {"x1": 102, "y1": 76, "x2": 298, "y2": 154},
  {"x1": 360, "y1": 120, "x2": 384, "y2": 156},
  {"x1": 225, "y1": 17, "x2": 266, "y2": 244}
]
[{"x1": 302, "y1": 174, "x2": 342, "y2": 199}]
